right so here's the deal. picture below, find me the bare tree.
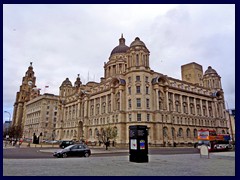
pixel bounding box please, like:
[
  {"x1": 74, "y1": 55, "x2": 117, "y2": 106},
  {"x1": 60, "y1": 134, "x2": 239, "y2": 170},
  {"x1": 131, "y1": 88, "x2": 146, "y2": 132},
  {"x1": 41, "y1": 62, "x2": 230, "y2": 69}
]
[
  {"x1": 7, "y1": 124, "x2": 23, "y2": 139},
  {"x1": 97, "y1": 126, "x2": 117, "y2": 150}
]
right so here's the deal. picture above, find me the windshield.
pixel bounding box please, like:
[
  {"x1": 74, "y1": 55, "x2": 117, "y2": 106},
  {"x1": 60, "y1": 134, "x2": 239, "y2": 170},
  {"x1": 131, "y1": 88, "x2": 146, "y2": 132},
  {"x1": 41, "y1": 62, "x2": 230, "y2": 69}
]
[
  {"x1": 64, "y1": 145, "x2": 74, "y2": 149},
  {"x1": 198, "y1": 140, "x2": 210, "y2": 146}
]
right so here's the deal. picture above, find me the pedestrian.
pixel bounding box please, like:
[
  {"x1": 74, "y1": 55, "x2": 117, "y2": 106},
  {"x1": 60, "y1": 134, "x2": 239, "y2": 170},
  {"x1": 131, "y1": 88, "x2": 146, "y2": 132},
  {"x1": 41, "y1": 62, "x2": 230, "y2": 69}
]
[{"x1": 105, "y1": 140, "x2": 110, "y2": 150}]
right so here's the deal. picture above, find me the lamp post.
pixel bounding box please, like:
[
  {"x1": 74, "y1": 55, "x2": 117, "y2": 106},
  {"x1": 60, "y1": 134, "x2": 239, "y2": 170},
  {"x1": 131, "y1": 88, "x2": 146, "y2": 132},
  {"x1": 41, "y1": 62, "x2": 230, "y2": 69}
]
[
  {"x1": 4, "y1": 111, "x2": 11, "y2": 139},
  {"x1": 4, "y1": 111, "x2": 11, "y2": 122}
]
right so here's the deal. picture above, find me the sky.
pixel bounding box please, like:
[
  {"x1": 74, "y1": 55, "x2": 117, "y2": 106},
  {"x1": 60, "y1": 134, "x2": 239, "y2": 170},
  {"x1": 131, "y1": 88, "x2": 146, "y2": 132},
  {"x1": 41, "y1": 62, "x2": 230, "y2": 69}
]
[{"x1": 3, "y1": 4, "x2": 235, "y2": 123}]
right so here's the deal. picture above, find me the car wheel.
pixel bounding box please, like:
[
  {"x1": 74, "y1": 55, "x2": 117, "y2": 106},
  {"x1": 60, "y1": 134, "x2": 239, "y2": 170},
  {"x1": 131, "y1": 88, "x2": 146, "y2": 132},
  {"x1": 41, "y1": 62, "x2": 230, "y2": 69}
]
[
  {"x1": 84, "y1": 152, "x2": 90, "y2": 157},
  {"x1": 62, "y1": 153, "x2": 67, "y2": 158}
]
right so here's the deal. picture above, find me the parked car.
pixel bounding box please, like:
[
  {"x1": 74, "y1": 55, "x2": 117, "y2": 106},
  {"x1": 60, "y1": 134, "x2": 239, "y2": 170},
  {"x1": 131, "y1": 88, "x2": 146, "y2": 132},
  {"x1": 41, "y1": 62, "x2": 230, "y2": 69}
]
[
  {"x1": 53, "y1": 144, "x2": 91, "y2": 158},
  {"x1": 59, "y1": 140, "x2": 74, "y2": 148}
]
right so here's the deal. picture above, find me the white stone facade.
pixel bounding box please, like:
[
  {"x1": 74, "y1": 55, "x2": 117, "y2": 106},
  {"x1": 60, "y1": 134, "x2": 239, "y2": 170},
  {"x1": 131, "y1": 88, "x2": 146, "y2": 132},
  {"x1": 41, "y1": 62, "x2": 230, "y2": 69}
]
[{"x1": 54, "y1": 35, "x2": 229, "y2": 146}]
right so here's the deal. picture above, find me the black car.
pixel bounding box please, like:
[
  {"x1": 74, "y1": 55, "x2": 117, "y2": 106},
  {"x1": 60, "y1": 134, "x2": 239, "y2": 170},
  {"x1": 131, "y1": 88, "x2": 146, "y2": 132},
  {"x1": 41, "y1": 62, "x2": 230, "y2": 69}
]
[
  {"x1": 53, "y1": 144, "x2": 91, "y2": 158},
  {"x1": 59, "y1": 140, "x2": 74, "y2": 148}
]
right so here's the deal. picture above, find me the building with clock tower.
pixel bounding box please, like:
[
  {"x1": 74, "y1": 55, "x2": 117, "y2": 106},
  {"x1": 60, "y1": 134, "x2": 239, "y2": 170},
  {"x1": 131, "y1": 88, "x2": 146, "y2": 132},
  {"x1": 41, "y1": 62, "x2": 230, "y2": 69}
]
[{"x1": 12, "y1": 62, "x2": 39, "y2": 127}]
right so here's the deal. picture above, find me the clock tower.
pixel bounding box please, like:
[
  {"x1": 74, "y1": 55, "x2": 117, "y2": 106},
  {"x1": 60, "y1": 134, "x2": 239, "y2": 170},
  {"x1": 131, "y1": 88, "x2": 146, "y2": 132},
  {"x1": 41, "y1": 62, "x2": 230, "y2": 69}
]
[{"x1": 12, "y1": 62, "x2": 37, "y2": 127}]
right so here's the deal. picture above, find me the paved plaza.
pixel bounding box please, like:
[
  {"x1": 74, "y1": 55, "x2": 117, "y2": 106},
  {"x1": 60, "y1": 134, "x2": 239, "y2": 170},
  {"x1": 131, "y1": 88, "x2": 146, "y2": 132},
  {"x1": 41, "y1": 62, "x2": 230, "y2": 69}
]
[{"x1": 3, "y1": 151, "x2": 235, "y2": 176}]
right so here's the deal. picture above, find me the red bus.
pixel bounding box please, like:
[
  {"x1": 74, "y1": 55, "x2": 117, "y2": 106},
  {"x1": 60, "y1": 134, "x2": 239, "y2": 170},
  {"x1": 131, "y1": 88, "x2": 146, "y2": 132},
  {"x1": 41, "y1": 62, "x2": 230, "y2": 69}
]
[{"x1": 197, "y1": 129, "x2": 232, "y2": 151}]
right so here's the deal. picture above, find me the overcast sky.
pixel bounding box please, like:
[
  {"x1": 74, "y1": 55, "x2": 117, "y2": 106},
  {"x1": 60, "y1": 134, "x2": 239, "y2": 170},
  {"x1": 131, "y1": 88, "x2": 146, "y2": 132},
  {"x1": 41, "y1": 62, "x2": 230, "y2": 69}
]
[{"x1": 3, "y1": 4, "x2": 235, "y2": 123}]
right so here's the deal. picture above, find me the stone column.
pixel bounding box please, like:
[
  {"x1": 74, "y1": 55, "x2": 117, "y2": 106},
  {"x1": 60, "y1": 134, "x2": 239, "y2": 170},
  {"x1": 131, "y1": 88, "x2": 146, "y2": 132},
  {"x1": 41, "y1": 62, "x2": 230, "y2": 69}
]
[
  {"x1": 187, "y1": 96, "x2": 190, "y2": 114},
  {"x1": 200, "y1": 99, "x2": 203, "y2": 116},
  {"x1": 156, "y1": 89, "x2": 159, "y2": 110},
  {"x1": 213, "y1": 99, "x2": 218, "y2": 118},
  {"x1": 93, "y1": 99, "x2": 96, "y2": 116},
  {"x1": 111, "y1": 89, "x2": 114, "y2": 112},
  {"x1": 194, "y1": 98, "x2": 197, "y2": 115},
  {"x1": 99, "y1": 97, "x2": 102, "y2": 115},
  {"x1": 206, "y1": 101, "x2": 209, "y2": 117},
  {"x1": 172, "y1": 93, "x2": 175, "y2": 112},
  {"x1": 119, "y1": 90, "x2": 122, "y2": 111},
  {"x1": 180, "y1": 95, "x2": 183, "y2": 114},
  {"x1": 165, "y1": 88, "x2": 169, "y2": 111}
]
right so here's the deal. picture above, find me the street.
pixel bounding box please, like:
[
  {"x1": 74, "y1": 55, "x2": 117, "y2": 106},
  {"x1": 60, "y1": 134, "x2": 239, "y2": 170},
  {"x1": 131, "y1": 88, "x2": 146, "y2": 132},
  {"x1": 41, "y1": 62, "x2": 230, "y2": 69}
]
[
  {"x1": 3, "y1": 146, "x2": 200, "y2": 159},
  {"x1": 3, "y1": 146, "x2": 235, "y2": 176}
]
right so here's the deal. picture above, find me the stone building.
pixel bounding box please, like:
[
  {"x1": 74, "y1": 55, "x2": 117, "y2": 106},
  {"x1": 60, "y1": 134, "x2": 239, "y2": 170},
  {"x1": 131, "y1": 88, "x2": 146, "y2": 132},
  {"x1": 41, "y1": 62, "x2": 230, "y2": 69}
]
[
  {"x1": 23, "y1": 93, "x2": 59, "y2": 140},
  {"x1": 12, "y1": 62, "x2": 40, "y2": 127},
  {"x1": 55, "y1": 35, "x2": 229, "y2": 146}
]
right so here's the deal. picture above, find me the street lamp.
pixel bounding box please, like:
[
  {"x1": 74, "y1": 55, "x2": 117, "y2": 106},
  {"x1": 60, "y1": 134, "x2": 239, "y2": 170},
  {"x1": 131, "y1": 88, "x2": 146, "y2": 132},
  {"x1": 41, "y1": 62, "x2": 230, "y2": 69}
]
[
  {"x1": 4, "y1": 111, "x2": 11, "y2": 139},
  {"x1": 4, "y1": 111, "x2": 11, "y2": 122}
]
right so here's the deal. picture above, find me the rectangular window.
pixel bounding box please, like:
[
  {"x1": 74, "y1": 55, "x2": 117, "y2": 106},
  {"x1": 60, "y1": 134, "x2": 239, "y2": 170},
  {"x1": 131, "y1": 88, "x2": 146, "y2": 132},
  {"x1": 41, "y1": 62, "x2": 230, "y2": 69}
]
[
  {"x1": 146, "y1": 86, "x2": 149, "y2": 94},
  {"x1": 147, "y1": 114, "x2": 150, "y2": 121},
  {"x1": 136, "y1": 76, "x2": 140, "y2": 82},
  {"x1": 47, "y1": 106, "x2": 50, "y2": 109},
  {"x1": 146, "y1": 99, "x2": 150, "y2": 109},
  {"x1": 46, "y1": 111, "x2": 49, "y2": 115},
  {"x1": 137, "y1": 114, "x2": 141, "y2": 121},
  {"x1": 136, "y1": 86, "x2": 141, "y2": 93},
  {"x1": 128, "y1": 99, "x2": 132, "y2": 108},
  {"x1": 54, "y1": 112, "x2": 57, "y2": 116},
  {"x1": 136, "y1": 98, "x2": 141, "y2": 108}
]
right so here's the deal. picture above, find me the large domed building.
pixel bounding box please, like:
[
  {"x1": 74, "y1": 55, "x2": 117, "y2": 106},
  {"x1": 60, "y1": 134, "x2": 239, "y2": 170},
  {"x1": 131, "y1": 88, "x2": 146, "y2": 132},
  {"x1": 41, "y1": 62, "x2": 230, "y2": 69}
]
[{"x1": 54, "y1": 35, "x2": 228, "y2": 147}]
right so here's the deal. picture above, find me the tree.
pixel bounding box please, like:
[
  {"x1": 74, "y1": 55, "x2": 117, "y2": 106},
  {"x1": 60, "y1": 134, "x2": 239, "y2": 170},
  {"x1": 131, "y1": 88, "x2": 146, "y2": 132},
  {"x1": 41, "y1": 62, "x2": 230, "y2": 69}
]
[
  {"x1": 97, "y1": 126, "x2": 117, "y2": 150},
  {"x1": 7, "y1": 124, "x2": 23, "y2": 139}
]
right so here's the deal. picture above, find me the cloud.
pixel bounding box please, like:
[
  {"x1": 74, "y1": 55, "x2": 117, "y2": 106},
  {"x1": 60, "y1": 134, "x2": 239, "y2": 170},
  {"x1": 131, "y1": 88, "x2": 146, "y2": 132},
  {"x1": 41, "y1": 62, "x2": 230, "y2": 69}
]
[{"x1": 3, "y1": 4, "x2": 235, "y2": 122}]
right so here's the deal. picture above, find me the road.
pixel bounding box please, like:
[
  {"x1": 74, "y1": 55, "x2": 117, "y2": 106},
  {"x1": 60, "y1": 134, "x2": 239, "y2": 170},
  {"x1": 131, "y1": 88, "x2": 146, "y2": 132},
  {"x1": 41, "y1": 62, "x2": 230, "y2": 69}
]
[{"x1": 3, "y1": 146, "x2": 200, "y2": 159}]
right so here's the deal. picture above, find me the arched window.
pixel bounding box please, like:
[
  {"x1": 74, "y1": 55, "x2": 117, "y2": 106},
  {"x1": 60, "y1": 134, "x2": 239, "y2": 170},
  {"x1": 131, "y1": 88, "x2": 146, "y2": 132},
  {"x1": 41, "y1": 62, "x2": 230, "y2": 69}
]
[
  {"x1": 178, "y1": 128, "x2": 183, "y2": 137},
  {"x1": 89, "y1": 129, "x2": 92, "y2": 137},
  {"x1": 193, "y1": 129, "x2": 197, "y2": 138},
  {"x1": 91, "y1": 105, "x2": 94, "y2": 116},
  {"x1": 175, "y1": 101, "x2": 180, "y2": 112},
  {"x1": 186, "y1": 128, "x2": 191, "y2": 138},
  {"x1": 197, "y1": 105, "x2": 201, "y2": 115},
  {"x1": 113, "y1": 127, "x2": 118, "y2": 137},
  {"x1": 171, "y1": 127, "x2": 175, "y2": 138},
  {"x1": 190, "y1": 104, "x2": 194, "y2": 114},
  {"x1": 163, "y1": 127, "x2": 168, "y2": 137},
  {"x1": 183, "y1": 102, "x2": 188, "y2": 113},
  {"x1": 102, "y1": 103, "x2": 106, "y2": 113},
  {"x1": 95, "y1": 128, "x2": 99, "y2": 138}
]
